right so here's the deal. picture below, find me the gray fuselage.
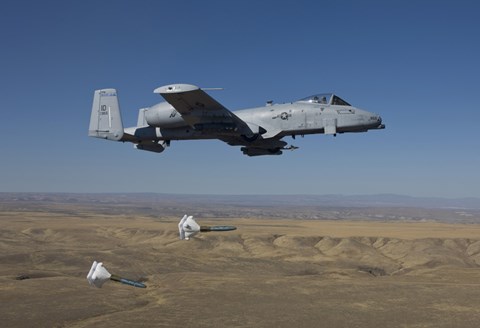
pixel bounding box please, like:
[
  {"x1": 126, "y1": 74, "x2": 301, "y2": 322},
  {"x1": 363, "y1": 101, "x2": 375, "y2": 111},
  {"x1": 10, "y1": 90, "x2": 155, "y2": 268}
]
[{"x1": 126, "y1": 100, "x2": 383, "y2": 142}]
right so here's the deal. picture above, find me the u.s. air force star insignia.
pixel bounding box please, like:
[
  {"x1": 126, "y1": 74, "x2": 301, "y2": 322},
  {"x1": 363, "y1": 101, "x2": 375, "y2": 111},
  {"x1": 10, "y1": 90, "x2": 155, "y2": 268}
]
[{"x1": 280, "y1": 112, "x2": 288, "y2": 120}]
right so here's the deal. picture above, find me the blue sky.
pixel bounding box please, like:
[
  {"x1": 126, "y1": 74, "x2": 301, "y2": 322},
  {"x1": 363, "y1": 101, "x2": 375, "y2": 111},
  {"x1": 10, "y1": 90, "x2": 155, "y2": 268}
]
[{"x1": 1, "y1": 0, "x2": 479, "y2": 197}]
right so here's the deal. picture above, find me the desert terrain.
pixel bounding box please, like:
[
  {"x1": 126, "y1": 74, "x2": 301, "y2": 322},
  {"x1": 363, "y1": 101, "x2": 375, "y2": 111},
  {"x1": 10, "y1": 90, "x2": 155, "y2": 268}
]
[{"x1": 2, "y1": 195, "x2": 480, "y2": 327}]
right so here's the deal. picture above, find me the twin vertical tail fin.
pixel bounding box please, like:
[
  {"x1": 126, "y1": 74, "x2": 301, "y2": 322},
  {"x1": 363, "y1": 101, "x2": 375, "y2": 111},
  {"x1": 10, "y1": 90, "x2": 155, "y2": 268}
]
[{"x1": 88, "y1": 89, "x2": 124, "y2": 141}]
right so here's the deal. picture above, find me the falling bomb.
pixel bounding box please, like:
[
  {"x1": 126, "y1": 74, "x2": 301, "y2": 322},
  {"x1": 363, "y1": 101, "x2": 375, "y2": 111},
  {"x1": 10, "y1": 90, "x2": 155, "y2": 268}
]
[
  {"x1": 87, "y1": 261, "x2": 146, "y2": 288},
  {"x1": 178, "y1": 215, "x2": 237, "y2": 240}
]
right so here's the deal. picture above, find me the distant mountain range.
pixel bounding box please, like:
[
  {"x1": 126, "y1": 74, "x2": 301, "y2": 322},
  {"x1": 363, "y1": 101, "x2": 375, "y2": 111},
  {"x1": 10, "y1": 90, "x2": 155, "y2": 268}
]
[
  {"x1": 1, "y1": 192, "x2": 479, "y2": 210},
  {"x1": 1, "y1": 192, "x2": 479, "y2": 223}
]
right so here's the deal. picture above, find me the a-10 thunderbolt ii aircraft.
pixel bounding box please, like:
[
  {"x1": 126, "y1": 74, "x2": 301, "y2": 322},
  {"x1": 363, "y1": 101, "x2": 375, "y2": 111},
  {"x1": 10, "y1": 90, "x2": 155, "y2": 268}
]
[{"x1": 88, "y1": 84, "x2": 385, "y2": 156}]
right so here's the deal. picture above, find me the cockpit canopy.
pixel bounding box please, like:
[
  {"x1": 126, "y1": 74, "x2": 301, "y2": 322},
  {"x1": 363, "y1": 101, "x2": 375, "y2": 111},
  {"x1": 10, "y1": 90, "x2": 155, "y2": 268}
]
[{"x1": 297, "y1": 93, "x2": 351, "y2": 106}]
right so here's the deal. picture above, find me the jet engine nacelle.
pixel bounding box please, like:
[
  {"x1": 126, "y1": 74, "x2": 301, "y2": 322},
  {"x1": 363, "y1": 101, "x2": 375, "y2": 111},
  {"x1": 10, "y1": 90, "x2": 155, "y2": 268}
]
[{"x1": 144, "y1": 102, "x2": 187, "y2": 128}]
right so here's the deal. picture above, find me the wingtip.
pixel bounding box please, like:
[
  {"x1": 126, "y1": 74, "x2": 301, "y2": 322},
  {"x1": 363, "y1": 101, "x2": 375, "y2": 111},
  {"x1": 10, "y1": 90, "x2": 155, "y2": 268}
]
[{"x1": 154, "y1": 84, "x2": 199, "y2": 94}]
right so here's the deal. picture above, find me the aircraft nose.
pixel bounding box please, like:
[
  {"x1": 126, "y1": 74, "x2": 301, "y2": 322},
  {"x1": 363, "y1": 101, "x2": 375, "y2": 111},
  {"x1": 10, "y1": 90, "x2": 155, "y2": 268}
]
[{"x1": 376, "y1": 115, "x2": 385, "y2": 129}]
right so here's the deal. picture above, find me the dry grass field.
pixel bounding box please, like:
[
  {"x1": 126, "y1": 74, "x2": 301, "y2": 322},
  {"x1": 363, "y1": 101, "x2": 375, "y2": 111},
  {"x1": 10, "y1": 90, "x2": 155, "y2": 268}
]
[{"x1": 2, "y1": 209, "x2": 480, "y2": 327}]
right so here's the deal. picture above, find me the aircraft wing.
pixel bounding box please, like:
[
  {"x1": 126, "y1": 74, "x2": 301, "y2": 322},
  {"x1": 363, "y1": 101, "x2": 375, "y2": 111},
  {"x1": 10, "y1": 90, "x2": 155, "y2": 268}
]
[
  {"x1": 154, "y1": 84, "x2": 254, "y2": 135},
  {"x1": 154, "y1": 84, "x2": 290, "y2": 156}
]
